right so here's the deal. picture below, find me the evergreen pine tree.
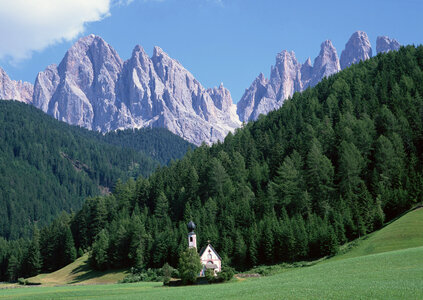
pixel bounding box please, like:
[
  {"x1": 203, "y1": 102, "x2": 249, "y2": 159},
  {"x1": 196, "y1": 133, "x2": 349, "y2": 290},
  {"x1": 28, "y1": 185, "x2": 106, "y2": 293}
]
[
  {"x1": 90, "y1": 229, "x2": 109, "y2": 271},
  {"x1": 178, "y1": 248, "x2": 202, "y2": 285}
]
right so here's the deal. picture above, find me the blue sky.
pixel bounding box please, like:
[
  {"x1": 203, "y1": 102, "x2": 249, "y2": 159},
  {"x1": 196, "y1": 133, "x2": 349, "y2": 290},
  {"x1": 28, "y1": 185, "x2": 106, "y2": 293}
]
[{"x1": 0, "y1": 0, "x2": 422, "y2": 102}]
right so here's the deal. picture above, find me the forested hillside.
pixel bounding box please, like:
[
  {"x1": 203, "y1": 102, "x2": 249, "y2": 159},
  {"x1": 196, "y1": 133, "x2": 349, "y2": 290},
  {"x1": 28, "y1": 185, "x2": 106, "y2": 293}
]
[
  {"x1": 73, "y1": 45, "x2": 423, "y2": 271},
  {"x1": 0, "y1": 102, "x2": 192, "y2": 240},
  {"x1": 102, "y1": 128, "x2": 193, "y2": 165},
  {"x1": 1, "y1": 45, "x2": 423, "y2": 281}
]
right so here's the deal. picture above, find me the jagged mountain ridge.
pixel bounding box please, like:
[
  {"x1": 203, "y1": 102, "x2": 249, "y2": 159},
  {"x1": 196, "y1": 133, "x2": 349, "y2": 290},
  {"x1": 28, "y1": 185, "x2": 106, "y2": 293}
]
[
  {"x1": 30, "y1": 35, "x2": 240, "y2": 145},
  {"x1": 340, "y1": 31, "x2": 373, "y2": 70},
  {"x1": 376, "y1": 36, "x2": 401, "y2": 54},
  {"x1": 0, "y1": 31, "x2": 401, "y2": 143},
  {"x1": 238, "y1": 31, "x2": 401, "y2": 122},
  {"x1": 237, "y1": 40, "x2": 341, "y2": 122},
  {"x1": 0, "y1": 67, "x2": 33, "y2": 104}
]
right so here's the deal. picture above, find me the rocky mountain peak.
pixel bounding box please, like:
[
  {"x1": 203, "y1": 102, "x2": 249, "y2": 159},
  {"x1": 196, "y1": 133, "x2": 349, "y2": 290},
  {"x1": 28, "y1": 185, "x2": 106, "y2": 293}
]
[
  {"x1": 32, "y1": 64, "x2": 59, "y2": 111},
  {"x1": 152, "y1": 46, "x2": 176, "y2": 66},
  {"x1": 319, "y1": 40, "x2": 338, "y2": 58},
  {"x1": 340, "y1": 31, "x2": 372, "y2": 70},
  {"x1": 304, "y1": 57, "x2": 312, "y2": 67},
  {"x1": 309, "y1": 40, "x2": 340, "y2": 87},
  {"x1": 256, "y1": 72, "x2": 268, "y2": 84},
  {"x1": 207, "y1": 83, "x2": 234, "y2": 111},
  {"x1": 376, "y1": 36, "x2": 400, "y2": 54},
  {"x1": 128, "y1": 45, "x2": 151, "y2": 70},
  {"x1": 29, "y1": 35, "x2": 240, "y2": 145},
  {"x1": 153, "y1": 46, "x2": 165, "y2": 57},
  {"x1": 132, "y1": 44, "x2": 148, "y2": 57},
  {"x1": 0, "y1": 67, "x2": 33, "y2": 103},
  {"x1": 32, "y1": 34, "x2": 124, "y2": 131},
  {"x1": 237, "y1": 71, "x2": 277, "y2": 122},
  {"x1": 270, "y1": 50, "x2": 301, "y2": 100},
  {"x1": 61, "y1": 34, "x2": 123, "y2": 72}
]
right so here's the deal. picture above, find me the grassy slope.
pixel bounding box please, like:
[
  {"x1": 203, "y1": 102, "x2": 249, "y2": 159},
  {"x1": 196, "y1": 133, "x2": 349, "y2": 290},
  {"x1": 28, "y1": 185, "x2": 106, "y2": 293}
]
[
  {"x1": 1, "y1": 208, "x2": 422, "y2": 299},
  {"x1": 334, "y1": 207, "x2": 423, "y2": 260},
  {"x1": 26, "y1": 254, "x2": 128, "y2": 286}
]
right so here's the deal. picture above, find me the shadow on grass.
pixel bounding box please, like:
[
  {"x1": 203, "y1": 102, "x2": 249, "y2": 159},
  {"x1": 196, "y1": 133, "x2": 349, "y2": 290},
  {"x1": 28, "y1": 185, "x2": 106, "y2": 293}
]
[{"x1": 69, "y1": 258, "x2": 126, "y2": 284}]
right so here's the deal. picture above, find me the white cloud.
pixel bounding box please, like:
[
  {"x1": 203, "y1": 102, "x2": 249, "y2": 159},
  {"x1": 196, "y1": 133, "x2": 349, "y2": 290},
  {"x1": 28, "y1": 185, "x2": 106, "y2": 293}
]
[{"x1": 0, "y1": 0, "x2": 112, "y2": 62}]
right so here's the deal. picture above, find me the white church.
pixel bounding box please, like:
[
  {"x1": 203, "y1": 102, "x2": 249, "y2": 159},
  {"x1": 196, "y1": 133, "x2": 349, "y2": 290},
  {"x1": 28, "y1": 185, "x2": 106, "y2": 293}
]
[{"x1": 187, "y1": 221, "x2": 222, "y2": 276}]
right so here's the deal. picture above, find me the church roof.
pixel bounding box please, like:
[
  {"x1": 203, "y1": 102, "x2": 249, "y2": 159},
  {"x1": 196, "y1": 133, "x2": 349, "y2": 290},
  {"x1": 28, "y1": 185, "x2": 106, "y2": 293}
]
[{"x1": 199, "y1": 244, "x2": 222, "y2": 261}]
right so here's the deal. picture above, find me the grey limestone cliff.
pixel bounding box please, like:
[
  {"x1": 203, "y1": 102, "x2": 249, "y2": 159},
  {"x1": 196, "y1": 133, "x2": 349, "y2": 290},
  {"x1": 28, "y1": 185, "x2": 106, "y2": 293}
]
[
  {"x1": 376, "y1": 36, "x2": 400, "y2": 54},
  {"x1": 0, "y1": 67, "x2": 33, "y2": 103},
  {"x1": 237, "y1": 40, "x2": 340, "y2": 122},
  {"x1": 340, "y1": 31, "x2": 372, "y2": 70},
  {"x1": 31, "y1": 35, "x2": 240, "y2": 145}
]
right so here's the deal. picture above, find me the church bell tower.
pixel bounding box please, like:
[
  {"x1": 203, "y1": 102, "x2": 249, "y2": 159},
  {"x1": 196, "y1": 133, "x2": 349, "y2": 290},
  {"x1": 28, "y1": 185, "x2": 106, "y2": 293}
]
[{"x1": 187, "y1": 221, "x2": 197, "y2": 249}]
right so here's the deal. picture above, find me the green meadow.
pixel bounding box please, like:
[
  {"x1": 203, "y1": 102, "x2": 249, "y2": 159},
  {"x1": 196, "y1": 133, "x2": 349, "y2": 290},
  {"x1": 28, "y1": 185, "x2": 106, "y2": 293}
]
[
  {"x1": 1, "y1": 208, "x2": 422, "y2": 300},
  {"x1": 333, "y1": 207, "x2": 423, "y2": 260}
]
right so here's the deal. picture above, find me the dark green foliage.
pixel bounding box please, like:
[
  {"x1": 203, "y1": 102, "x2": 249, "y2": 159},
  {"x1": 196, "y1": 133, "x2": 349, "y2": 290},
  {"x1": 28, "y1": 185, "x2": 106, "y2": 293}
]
[
  {"x1": 119, "y1": 267, "x2": 164, "y2": 283},
  {"x1": 0, "y1": 102, "x2": 151, "y2": 240},
  {"x1": 178, "y1": 248, "x2": 202, "y2": 284},
  {"x1": 39, "y1": 213, "x2": 76, "y2": 273},
  {"x1": 102, "y1": 128, "x2": 194, "y2": 165},
  {"x1": 0, "y1": 101, "x2": 193, "y2": 240},
  {"x1": 89, "y1": 229, "x2": 110, "y2": 271},
  {"x1": 20, "y1": 227, "x2": 41, "y2": 277},
  {"x1": 216, "y1": 265, "x2": 235, "y2": 282},
  {"x1": 205, "y1": 269, "x2": 215, "y2": 283},
  {"x1": 7, "y1": 255, "x2": 19, "y2": 282},
  {"x1": 162, "y1": 263, "x2": 172, "y2": 285}
]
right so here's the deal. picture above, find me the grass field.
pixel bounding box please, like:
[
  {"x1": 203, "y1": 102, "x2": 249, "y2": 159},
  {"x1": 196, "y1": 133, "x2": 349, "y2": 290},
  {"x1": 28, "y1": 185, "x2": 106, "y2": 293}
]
[
  {"x1": 0, "y1": 208, "x2": 422, "y2": 299},
  {"x1": 334, "y1": 207, "x2": 423, "y2": 260},
  {"x1": 1, "y1": 246, "x2": 422, "y2": 299}
]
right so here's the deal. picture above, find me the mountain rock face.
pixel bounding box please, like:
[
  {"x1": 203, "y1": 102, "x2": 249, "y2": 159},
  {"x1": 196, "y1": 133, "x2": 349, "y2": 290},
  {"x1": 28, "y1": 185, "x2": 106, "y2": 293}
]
[
  {"x1": 269, "y1": 50, "x2": 302, "y2": 102},
  {"x1": 376, "y1": 36, "x2": 400, "y2": 54},
  {"x1": 0, "y1": 67, "x2": 33, "y2": 103},
  {"x1": 32, "y1": 64, "x2": 60, "y2": 112},
  {"x1": 237, "y1": 73, "x2": 276, "y2": 122},
  {"x1": 31, "y1": 35, "x2": 240, "y2": 145},
  {"x1": 34, "y1": 34, "x2": 123, "y2": 131},
  {"x1": 114, "y1": 44, "x2": 240, "y2": 144},
  {"x1": 237, "y1": 40, "x2": 340, "y2": 122},
  {"x1": 340, "y1": 31, "x2": 372, "y2": 70},
  {"x1": 309, "y1": 40, "x2": 341, "y2": 87}
]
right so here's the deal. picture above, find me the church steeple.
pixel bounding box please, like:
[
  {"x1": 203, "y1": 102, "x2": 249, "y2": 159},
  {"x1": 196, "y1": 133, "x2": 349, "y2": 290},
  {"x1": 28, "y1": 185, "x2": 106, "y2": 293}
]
[{"x1": 187, "y1": 221, "x2": 197, "y2": 249}]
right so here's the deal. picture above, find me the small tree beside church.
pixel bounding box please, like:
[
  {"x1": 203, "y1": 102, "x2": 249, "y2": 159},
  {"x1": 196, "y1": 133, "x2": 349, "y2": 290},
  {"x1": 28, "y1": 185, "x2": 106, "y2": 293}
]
[{"x1": 178, "y1": 248, "x2": 202, "y2": 284}]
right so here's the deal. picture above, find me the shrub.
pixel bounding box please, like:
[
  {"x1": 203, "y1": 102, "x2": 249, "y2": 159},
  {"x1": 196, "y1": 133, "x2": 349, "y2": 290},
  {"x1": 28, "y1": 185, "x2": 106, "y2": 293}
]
[
  {"x1": 217, "y1": 266, "x2": 234, "y2": 282},
  {"x1": 171, "y1": 268, "x2": 179, "y2": 279},
  {"x1": 162, "y1": 263, "x2": 172, "y2": 285},
  {"x1": 205, "y1": 269, "x2": 215, "y2": 283},
  {"x1": 119, "y1": 267, "x2": 163, "y2": 283}
]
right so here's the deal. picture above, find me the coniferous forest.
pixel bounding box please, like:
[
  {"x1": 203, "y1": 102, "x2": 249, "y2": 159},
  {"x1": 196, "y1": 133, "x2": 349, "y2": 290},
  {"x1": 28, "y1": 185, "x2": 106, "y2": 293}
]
[
  {"x1": 1, "y1": 45, "x2": 423, "y2": 281},
  {"x1": 0, "y1": 102, "x2": 192, "y2": 240}
]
